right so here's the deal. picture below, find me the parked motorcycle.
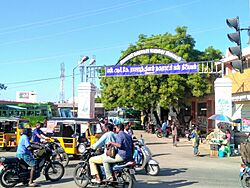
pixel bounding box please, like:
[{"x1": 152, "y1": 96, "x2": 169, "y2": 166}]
[
  {"x1": 156, "y1": 127, "x2": 171, "y2": 138},
  {"x1": 50, "y1": 138, "x2": 69, "y2": 167},
  {"x1": 133, "y1": 135, "x2": 160, "y2": 176},
  {"x1": 240, "y1": 162, "x2": 250, "y2": 187},
  {"x1": 0, "y1": 143, "x2": 65, "y2": 187},
  {"x1": 73, "y1": 148, "x2": 136, "y2": 188}
]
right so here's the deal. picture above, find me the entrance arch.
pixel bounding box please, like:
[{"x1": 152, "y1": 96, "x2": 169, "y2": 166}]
[{"x1": 117, "y1": 48, "x2": 186, "y2": 65}]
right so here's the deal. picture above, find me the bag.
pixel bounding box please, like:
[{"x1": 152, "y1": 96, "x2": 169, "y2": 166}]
[{"x1": 106, "y1": 144, "x2": 117, "y2": 158}]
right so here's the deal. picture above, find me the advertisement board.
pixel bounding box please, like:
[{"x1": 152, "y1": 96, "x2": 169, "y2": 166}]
[{"x1": 241, "y1": 118, "x2": 250, "y2": 132}]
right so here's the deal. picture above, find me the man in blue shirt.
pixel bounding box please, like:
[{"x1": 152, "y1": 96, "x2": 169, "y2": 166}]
[
  {"x1": 32, "y1": 123, "x2": 47, "y2": 143},
  {"x1": 89, "y1": 123, "x2": 116, "y2": 183},
  {"x1": 16, "y1": 128, "x2": 37, "y2": 187},
  {"x1": 103, "y1": 123, "x2": 133, "y2": 181}
]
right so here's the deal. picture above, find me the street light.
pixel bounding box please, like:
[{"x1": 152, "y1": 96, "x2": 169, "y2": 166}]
[{"x1": 72, "y1": 56, "x2": 89, "y2": 117}]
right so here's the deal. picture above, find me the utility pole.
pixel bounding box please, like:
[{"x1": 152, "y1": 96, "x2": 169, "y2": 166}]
[{"x1": 59, "y1": 63, "x2": 65, "y2": 103}]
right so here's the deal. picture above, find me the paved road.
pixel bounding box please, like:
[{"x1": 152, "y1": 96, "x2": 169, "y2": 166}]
[{"x1": 0, "y1": 131, "x2": 242, "y2": 188}]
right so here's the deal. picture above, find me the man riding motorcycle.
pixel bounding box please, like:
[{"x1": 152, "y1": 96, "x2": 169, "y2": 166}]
[
  {"x1": 89, "y1": 123, "x2": 116, "y2": 183},
  {"x1": 16, "y1": 128, "x2": 38, "y2": 187},
  {"x1": 103, "y1": 123, "x2": 133, "y2": 182}
]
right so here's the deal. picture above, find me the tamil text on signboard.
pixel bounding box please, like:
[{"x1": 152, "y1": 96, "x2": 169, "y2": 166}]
[{"x1": 105, "y1": 62, "x2": 198, "y2": 77}]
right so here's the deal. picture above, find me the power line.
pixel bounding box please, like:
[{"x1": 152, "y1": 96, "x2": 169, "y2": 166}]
[
  {"x1": 0, "y1": 0, "x2": 200, "y2": 47},
  {"x1": 5, "y1": 74, "x2": 73, "y2": 85},
  {"x1": 0, "y1": 0, "x2": 150, "y2": 36}
]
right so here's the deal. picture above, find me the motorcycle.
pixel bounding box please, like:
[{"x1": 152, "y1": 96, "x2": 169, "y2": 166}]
[
  {"x1": 73, "y1": 148, "x2": 136, "y2": 188},
  {"x1": 0, "y1": 143, "x2": 65, "y2": 187},
  {"x1": 156, "y1": 127, "x2": 171, "y2": 138},
  {"x1": 50, "y1": 138, "x2": 69, "y2": 167},
  {"x1": 133, "y1": 135, "x2": 160, "y2": 176},
  {"x1": 240, "y1": 162, "x2": 250, "y2": 187}
]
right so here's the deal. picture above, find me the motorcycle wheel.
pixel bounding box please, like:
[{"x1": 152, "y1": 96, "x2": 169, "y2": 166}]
[
  {"x1": 241, "y1": 173, "x2": 250, "y2": 188},
  {"x1": 0, "y1": 169, "x2": 18, "y2": 188},
  {"x1": 45, "y1": 161, "x2": 65, "y2": 182},
  {"x1": 52, "y1": 153, "x2": 69, "y2": 167},
  {"x1": 156, "y1": 131, "x2": 163, "y2": 138},
  {"x1": 73, "y1": 163, "x2": 90, "y2": 188},
  {"x1": 145, "y1": 164, "x2": 160, "y2": 176},
  {"x1": 120, "y1": 171, "x2": 134, "y2": 188}
]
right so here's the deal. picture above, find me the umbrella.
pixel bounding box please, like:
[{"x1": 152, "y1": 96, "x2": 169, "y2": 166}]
[{"x1": 208, "y1": 114, "x2": 233, "y2": 123}]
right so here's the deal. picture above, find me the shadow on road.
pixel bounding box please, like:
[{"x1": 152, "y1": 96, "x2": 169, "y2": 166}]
[
  {"x1": 136, "y1": 167, "x2": 188, "y2": 177},
  {"x1": 39, "y1": 177, "x2": 74, "y2": 186},
  {"x1": 146, "y1": 142, "x2": 167, "y2": 145},
  {"x1": 66, "y1": 163, "x2": 78, "y2": 168},
  {"x1": 152, "y1": 153, "x2": 170, "y2": 157},
  {"x1": 158, "y1": 167, "x2": 188, "y2": 176},
  {"x1": 175, "y1": 144, "x2": 192, "y2": 148},
  {"x1": 15, "y1": 178, "x2": 74, "y2": 187},
  {"x1": 135, "y1": 179, "x2": 198, "y2": 188}
]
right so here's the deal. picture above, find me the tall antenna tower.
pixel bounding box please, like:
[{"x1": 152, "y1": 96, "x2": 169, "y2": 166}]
[{"x1": 59, "y1": 63, "x2": 65, "y2": 103}]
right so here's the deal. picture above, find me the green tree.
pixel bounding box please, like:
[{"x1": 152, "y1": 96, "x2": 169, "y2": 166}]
[
  {"x1": 0, "y1": 83, "x2": 7, "y2": 91},
  {"x1": 100, "y1": 27, "x2": 222, "y2": 127}
]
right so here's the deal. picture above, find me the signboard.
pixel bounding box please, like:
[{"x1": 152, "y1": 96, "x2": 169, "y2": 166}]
[
  {"x1": 117, "y1": 48, "x2": 186, "y2": 65},
  {"x1": 242, "y1": 118, "x2": 250, "y2": 132},
  {"x1": 105, "y1": 62, "x2": 198, "y2": 77},
  {"x1": 19, "y1": 92, "x2": 29, "y2": 99}
]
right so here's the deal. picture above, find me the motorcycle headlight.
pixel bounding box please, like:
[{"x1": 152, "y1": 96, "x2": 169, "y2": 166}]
[{"x1": 78, "y1": 144, "x2": 86, "y2": 154}]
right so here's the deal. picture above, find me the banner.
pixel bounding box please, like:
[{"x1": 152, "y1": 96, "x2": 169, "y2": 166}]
[
  {"x1": 105, "y1": 62, "x2": 198, "y2": 77},
  {"x1": 242, "y1": 118, "x2": 250, "y2": 132}
]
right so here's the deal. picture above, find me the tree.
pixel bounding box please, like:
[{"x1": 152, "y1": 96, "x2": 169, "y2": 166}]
[
  {"x1": 0, "y1": 83, "x2": 7, "y2": 94},
  {"x1": 100, "y1": 26, "x2": 222, "y2": 127}
]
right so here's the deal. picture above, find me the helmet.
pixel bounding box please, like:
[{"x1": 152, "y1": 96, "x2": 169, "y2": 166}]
[{"x1": 23, "y1": 128, "x2": 32, "y2": 137}]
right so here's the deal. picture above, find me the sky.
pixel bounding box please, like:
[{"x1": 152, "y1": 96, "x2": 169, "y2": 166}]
[{"x1": 0, "y1": 0, "x2": 250, "y2": 102}]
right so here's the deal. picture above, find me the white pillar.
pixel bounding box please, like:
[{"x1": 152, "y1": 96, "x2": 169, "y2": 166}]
[
  {"x1": 77, "y1": 82, "x2": 96, "y2": 118},
  {"x1": 214, "y1": 77, "x2": 232, "y2": 117}
]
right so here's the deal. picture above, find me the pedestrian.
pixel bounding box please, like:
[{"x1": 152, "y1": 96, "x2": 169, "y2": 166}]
[
  {"x1": 226, "y1": 129, "x2": 231, "y2": 144},
  {"x1": 171, "y1": 122, "x2": 178, "y2": 147},
  {"x1": 161, "y1": 120, "x2": 168, "y2": 136},
  {"x1": 191, "y1": 126, "x2": 200, "y2": 156}
]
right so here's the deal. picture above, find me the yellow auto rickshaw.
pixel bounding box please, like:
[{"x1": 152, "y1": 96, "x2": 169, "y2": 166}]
[
  {"x1": 0, "y1": 117, "x2": 29, "y2": 150},
  {"x1": 45, "y1": 117, "x2": 103, "y2": 155}
]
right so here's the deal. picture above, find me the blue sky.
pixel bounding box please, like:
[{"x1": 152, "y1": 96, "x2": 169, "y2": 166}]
[{"x1": 0, "y1": 0, "x2": 250, "y2": 102}]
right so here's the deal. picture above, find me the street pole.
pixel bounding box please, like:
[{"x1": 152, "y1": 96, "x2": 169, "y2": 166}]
[{"x1": 72, "y1": 56, "x2": 89, "y2": 117}]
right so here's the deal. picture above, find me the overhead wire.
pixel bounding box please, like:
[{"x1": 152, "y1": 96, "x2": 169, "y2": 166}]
[
  {"x1": 0, "y1": 0, "x2": 150, "y2": 35},
  {"x1": 0, "y1": 0, "x2": 201, "y2": 47}
]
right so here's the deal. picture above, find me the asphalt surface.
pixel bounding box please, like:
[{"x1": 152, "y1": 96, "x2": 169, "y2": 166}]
[{"x1": 0, "y1": 130, "x2": 242, "y2": 188}]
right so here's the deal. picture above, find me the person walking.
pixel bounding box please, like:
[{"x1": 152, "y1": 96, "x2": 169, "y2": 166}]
[
  {"x1": 191, "y1": 126, "x2": 200, "y2": 156},
  {"x1": 171, "y1": 122, "x2": 178, "y2": 147}
]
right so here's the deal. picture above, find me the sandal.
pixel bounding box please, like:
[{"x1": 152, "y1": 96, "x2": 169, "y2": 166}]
[{"x1": 28, "y1": 182, "x2": 38, "y2": 187}]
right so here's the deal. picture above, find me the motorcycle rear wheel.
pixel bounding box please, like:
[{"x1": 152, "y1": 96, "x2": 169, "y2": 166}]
[
  {"x1": 45, "y1": 161, "x2": 65, "y2": 182},
  {"x1": 52, "y1": 152, "x2": 69, "y2": 167},
  {"x1": 0, "y1": 169, "x2": 18, "y2": 188},
  {"x1": 156, "y1": 131, "x2": 163, "y2": 138},
  {"x1": 241, "y1": 173, "x2": 250, "y2": 188},
  {"x1": 73, "y1": 163, "x2": 90, "y2": 188},
  {"x1": 120, "y1": 171, "x2": 134, "y2": 188},
  {"x1": 145, "y1": 164, "x2": 160, "y2": 176}
]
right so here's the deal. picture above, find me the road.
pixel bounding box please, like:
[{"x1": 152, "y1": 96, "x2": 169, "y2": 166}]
[{"x1": 0, "y1": 130, "x2": 241, "y2": 188}]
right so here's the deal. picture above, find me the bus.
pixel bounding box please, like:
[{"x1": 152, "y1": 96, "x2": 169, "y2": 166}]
[
  {"x1": 0, "y1": 101, "x2": 57, "y2": 126},
  {"x1": 106, "y1": 108, "x2": 141, "y2": 129}
]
